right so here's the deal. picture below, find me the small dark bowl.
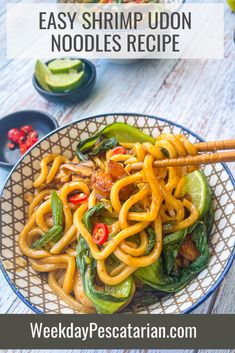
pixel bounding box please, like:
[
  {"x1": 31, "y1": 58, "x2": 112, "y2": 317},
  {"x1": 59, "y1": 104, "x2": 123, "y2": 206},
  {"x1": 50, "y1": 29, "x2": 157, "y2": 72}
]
[
  {"x1": 0, "y1": 110, "x2": 58, "y2": 168},
  {"x1": 33, "y1": 59, "x2": 96, "y2": 104}
]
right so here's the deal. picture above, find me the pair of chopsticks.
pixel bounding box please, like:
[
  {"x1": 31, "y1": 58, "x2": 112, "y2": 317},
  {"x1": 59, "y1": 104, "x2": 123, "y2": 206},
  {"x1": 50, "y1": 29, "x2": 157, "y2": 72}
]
[{"x1": 129, "y1": 139, "x2": 235, "y2": 170}]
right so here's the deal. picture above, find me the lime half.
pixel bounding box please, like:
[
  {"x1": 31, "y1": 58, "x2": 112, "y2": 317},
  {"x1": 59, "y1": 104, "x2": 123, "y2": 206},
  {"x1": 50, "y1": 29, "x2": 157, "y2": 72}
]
[
  {"x1": 46, "y1": 71, "x2": 85, "y2": 93},
  {"x1": 35, "y1": 60, "x2": 52, "y2": 92},
  {"x1": 48, "y1": 59, "x2": 83, "y2": 74},
  {"x1": 227, "y1": 0, "x2": 235, "y2": 12},
  {"x1": 183, "y1": 170, "x2": 212, "y2": 219}
]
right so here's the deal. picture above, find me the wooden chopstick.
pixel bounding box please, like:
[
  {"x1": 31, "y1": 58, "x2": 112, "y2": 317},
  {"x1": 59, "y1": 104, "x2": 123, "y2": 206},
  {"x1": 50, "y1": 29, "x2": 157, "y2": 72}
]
[
  {"x1": 130, "y1": 151, "x2": 235, "y2": 170},
  {"x1": 195, "y1": 139, "x2": 235, "y2": 152}
]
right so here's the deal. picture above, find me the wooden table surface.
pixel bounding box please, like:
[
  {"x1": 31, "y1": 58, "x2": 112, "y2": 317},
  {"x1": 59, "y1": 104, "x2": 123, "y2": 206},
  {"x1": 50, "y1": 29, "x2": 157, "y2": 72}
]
[{"x1": 0, "y1": 0, "x2": 234, "y2": 352}]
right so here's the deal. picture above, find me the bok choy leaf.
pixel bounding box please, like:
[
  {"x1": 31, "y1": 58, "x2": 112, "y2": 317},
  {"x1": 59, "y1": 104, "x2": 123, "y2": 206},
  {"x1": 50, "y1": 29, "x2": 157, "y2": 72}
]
[
  {"x1": 135, "y1": 222, "x2": 210, "y2": 293},
  {"x1": 76, "y1": 122, "x2": 155, "y2": 161},
  {"x1": 76, "y1": 237, "x2": 134, "y2": 314},
  {"x1": 83, "y1": 202, "x2": 106, "y2": 233}
]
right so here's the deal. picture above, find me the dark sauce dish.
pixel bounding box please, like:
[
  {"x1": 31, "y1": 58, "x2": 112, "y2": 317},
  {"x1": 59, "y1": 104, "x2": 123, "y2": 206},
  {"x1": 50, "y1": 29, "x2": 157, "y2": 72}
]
[
  {"x1": 0, "y1": 110, "x2": 58, "y2": 168},
  {"x1": 33, "y1": 59, "x2": 96, "y2": 104}
]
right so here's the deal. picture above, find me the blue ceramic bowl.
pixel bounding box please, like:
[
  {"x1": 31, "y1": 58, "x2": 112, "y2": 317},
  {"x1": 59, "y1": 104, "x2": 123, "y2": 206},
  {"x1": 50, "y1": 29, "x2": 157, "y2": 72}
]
[
  {"x1": 0, "y1": 113, "x2": 234, "y2": 314},
  {"x1": 33, "y1": 59, "x2": 96, "y2": 104},
  {"x1": 0, "y1": 110, "x2": 58, "y2": 168}
]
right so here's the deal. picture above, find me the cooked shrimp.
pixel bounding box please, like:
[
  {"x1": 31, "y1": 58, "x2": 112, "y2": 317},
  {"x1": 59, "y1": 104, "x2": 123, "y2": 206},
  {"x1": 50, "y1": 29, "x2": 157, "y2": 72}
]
[{"x1": 91, "y1": 169, "x2": 113, "y2": 199}]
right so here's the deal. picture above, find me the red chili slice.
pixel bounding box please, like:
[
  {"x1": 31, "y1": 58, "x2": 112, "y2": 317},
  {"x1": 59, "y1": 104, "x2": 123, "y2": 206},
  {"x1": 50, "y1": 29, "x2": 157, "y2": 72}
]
[
  {"x1": 8, "y1": 128, "x2": 25, "y2": 144},
  {"x1": 92, "y1": 223, "x2": 109, "y2": 245},
  {"x1": 112, "y1": 146, "x2": 126, "y2": 155},
  {"x1": 7, "y1": 125, "x2": 39, "y2": 155},
  {"x1": 7, "y1": 143, "x2": 15, "y2": 150},
  {"x1": 19, "y1": 143, "x2": 28, "y2": 155},
  {"x1": 18, "y1": 132, "x2": 26, "y2": 144},
  {"x1": 21, "y1": 125, "x2": 33, "y2": 134},
  {"x1": 8, "y1": 128, "x2": 19, "y2": 141},
  {"x1": 25, "y1": 136, "x2": 38, "y2": 148},
  {"x1": 28, "y1": 131, "x2": 38, "y2": 139},
  {"x1": 68, "y1": 193, "x2": 88, "y2": 204}
]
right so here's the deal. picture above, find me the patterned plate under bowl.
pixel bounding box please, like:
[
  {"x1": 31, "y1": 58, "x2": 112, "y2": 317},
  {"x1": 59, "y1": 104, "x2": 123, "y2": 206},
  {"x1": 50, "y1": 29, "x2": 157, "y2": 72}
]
[{"x1": 1, "y1": 113, "x2": 235, "y2": 314}]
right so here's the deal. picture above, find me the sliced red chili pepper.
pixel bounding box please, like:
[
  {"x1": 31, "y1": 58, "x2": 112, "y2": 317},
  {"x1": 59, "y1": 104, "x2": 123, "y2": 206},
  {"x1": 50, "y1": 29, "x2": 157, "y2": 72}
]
[
  {"x1": 8, "y1": 128, "x2": 25, "y2": 144},
  {"x1": 8, "y1": 128, "x2": 19, "y2": 141},
  {"x1": 19, "y1": 143, "x2": 28, "y2": 155},
  {"x1": 92, "y1": 223, "x2": 109, "y2": 245},
  {"x1": 25, "y1": 136, "x2": 38, "y2": 148},
  {"x1": 7, "y1": 125, "x2": 39, "y2": 155},
  {"x1": 112, "y1": 146, "x2": 126, "y2": 155},
  {"x1": 15, "y1": 131, "x2": 25, "y2": 144},
  {"x1": 7, "y1": 143, "x2": 15, "y2": 150},
  {"x1": 28, "y1": 131, "x2": 38, "y2": 139},
  {"x1": 21, "y1": 125, "x2": 33, "y2": 134},
  {"x1": 68, "y1": 193, "x2": 88, "y2": 204},
  {"x1": 18, "y1": 133, "x2": 26, "y2": 144}
]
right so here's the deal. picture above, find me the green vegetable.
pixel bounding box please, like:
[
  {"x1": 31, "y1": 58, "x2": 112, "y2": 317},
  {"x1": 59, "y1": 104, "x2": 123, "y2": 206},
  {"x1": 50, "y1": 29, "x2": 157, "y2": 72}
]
[
  {"x1": 31, "y1": 225, "x2": 62, "y2": 250},
  {"x1": 51, "y1": 190, "x2": 63, "y2": 227},
  {"x1": 162, "y1": 220, "x2": 177, "y2": 233},
  {"x1": 162, "y1": 229, "x2": 187, "y2": 274},
  {"x1": 89, "y1": 137, "x2": 119, "y2": 156},
  {"x1": 144, "y1": 227, "x2": 156, "y2": 255},
  {"x1": 83, "y1": 202, "x2": 106, "y2": 232},
  {"x1": 102, "y1": 217, "x2": 117, "y2": 225},
  {"x1": 77, "y1": 137, "x2": 119, "y2": 161},
  {"x1": 135, "y1": 222, "x2": 210, "y2": 293},
  {"x1": 31, "y1": 190, "x2": 64, "y2": 250},
  {"x1": 76, "y1": 122, "x2": 155, "y2": 161},
  {"x1": 203, "y1": 205, "x2": 215, "y2": 236},
  {"x1": 136, "y1": 258, "x2": 171, "y2": 289},
  {"x1": 76, "y1": 237, "x2": 133, "y2": 314}
]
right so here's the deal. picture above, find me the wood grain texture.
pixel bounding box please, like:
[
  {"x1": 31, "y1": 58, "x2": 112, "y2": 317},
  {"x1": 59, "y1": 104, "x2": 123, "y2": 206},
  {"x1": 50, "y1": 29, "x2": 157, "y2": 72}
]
[{"x1": 0, "y1": 1, "x2": 234, "y2": 353}]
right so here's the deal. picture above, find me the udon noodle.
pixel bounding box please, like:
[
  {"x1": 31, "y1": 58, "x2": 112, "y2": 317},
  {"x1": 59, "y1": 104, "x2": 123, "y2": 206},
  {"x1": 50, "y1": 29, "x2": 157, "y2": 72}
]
[{"x1": 19, "y1": 125, "x2": 212, "y2": 314}]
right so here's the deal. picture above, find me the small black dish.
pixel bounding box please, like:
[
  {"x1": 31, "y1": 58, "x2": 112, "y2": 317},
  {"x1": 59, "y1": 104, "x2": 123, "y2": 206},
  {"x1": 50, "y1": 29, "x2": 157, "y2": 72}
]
[
  {"x1": 0, "y1": 110, "x2": 58, "y2": 168},
  {"x1": 33, "y1": 59, "x2": 96, "y2": 104}
]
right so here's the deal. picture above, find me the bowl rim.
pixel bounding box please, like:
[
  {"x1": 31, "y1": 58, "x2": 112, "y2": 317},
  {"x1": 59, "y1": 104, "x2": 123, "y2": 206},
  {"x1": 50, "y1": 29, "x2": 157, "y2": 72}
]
[
  {"x1": 0, "y1": 109, "x2": 59, "y2": 168},
  {"x1": 33, "y1": 58, "x2": 96, "y2": 97},
  {"x1": 0, "y1": 112, "x2": 234, "y2": 314}
]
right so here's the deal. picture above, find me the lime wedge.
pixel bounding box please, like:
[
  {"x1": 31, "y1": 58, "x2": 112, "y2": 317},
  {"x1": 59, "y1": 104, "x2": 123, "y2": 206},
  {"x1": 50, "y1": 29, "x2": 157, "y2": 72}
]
[
  {"x1": 46, "y1": 71, "x2": 85, "y2": 93},
  {"x1": 48, "y1": 59, "x2": 83, "y2": 74},
  {"x1": 35, "y1": 60, "x2": 52, "y2": 92},
  {"x1": 183, "y1": 170, "x2": 212, "y2": 219},
  {"x1": 227, "y1": 0, "x2": 235, "y2": 12}
]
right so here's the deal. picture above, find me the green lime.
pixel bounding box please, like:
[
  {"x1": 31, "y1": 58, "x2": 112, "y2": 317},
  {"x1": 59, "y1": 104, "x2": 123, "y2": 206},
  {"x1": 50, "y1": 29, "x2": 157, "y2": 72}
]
[
  {"x1": 48, "y1": 59, "x2": 83, "y2": 74},
  {"x1": 183, "y1": 170, "x2": 212, "y2": 219},
  {"x1": 46, "y1": 70, "x2": 85, "y2": 93},
  {"x1": 227, "y1": 0, "x2": 235, "y2": 12},
  {"x1": 35, "y1": 60, "x2": 52, "y2": 92}
]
